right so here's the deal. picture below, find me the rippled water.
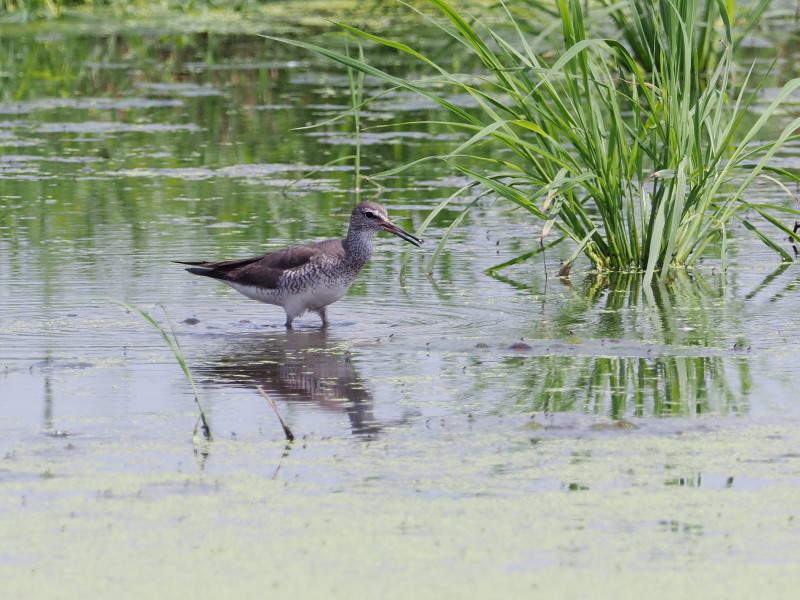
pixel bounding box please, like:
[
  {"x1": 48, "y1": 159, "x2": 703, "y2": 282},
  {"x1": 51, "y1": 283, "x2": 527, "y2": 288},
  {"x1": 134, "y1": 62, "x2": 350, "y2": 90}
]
[{"x1": 2, "y1": 23, "x2": 800, "y2": 598}]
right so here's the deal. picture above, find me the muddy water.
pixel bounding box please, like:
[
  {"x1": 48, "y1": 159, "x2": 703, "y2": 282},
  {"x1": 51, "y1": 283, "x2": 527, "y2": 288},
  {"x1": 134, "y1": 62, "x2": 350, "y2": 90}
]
[{"x1": 2, "y1": 28, "x2": 800, "y2": 598}]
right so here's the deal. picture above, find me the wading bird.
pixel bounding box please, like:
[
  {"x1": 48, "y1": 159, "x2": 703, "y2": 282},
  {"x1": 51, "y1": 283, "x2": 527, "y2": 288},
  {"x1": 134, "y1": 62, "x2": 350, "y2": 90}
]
[{"x1": 176, "y1": 201, "x2": 422, "y2": 327}]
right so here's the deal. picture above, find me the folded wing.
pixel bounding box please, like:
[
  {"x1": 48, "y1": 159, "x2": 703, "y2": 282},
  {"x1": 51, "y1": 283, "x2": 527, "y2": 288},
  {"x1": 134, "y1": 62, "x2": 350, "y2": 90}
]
[{"x1": 174, "y1": 239, "x2": 344, "y2": 290}]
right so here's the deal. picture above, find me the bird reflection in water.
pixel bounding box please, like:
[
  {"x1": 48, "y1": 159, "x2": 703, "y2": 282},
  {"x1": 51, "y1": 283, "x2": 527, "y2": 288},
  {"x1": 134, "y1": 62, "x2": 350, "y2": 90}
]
[{"x1": 197, "y1": 329, "x2": 401, "y2": 439}]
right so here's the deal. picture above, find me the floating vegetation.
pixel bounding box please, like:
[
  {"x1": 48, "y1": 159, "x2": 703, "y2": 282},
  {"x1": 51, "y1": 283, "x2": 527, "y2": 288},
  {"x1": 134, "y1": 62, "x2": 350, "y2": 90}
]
[
  {"x1": 133, "y1": 82, "x2": 224, "y2": 97},
  {"x1": 34, "y1": 122, "x2": 202, "y2": 134},
  {"x1": 0, "y1": 97, "x2": 185, "y2": 114}
]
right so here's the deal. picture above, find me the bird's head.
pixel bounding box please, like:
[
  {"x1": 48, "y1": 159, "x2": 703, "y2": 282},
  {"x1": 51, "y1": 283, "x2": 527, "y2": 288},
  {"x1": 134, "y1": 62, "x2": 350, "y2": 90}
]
[{"x1": 350, "y1": 201, "x2": 422, "y2": 247}]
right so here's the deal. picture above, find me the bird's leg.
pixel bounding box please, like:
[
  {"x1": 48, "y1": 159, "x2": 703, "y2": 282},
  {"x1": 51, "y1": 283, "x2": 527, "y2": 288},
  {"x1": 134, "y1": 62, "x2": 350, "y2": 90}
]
[
  {"x1": 794, "y1": 221, "x2": 800, "y2": 256},
  {"x1": 318, "y1": 307, "x2": 329, "y2": 328},
  {"x1": 284, "y1": 315, "x2": 294, "y2": 329}
]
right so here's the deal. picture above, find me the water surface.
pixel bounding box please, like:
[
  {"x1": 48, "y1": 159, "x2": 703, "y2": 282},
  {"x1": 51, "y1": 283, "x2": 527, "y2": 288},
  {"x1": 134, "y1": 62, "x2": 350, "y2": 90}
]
[{"x1": 2, "y1": 25, "x2": 800, "y2": 599}]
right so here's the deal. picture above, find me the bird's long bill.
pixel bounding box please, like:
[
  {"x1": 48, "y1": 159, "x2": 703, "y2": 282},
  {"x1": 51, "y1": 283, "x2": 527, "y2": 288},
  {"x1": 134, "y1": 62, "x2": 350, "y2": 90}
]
[{"x1": 382, "y1": 220, "x2": 423, "y2": 247}]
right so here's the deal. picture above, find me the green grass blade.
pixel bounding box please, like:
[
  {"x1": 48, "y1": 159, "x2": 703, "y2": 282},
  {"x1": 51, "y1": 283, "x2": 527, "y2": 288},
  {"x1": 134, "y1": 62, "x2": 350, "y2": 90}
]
[
  {"x1": 485, "y1": 236, "x2": 568, "y2": 274},
  {"x1": 426, "y1": 197, "x2": 478, "y2": 275},
  {"x1": 399, "y1": 182, "x2": 478, "y2": 279},
  {"x1": 736, "y1": 217, "x2": 794, "y2": 262},
  {"x1": 112, "y1": 299, "x2": 212, "y2": 441},
  {"x1": 643, "y1": 197, "x2": 667, "y2": 286},
  {"x1": 659, "y1": 159, "x2": 688, "y2": 280},
  {"x1": 562, "y1": 227, "x2": 599, "y2": 271}
]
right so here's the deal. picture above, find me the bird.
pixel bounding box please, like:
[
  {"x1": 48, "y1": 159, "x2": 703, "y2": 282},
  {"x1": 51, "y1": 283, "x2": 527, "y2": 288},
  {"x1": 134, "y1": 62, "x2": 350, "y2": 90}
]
[{"x1": 175, "y1": 201, "x2": 422, "y2": 327}]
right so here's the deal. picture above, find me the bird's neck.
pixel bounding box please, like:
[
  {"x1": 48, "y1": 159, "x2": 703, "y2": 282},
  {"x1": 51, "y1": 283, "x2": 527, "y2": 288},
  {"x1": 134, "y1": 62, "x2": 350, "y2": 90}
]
[{"x1": 343, "y1": 229, "x2": 376, "y2": 268}]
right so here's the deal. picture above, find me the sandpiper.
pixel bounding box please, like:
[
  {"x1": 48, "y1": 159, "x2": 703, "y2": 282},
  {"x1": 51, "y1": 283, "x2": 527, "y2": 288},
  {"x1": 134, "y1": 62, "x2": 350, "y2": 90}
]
[{"x1": 175, "y1": 201, "x2": 422, "y2": 327}]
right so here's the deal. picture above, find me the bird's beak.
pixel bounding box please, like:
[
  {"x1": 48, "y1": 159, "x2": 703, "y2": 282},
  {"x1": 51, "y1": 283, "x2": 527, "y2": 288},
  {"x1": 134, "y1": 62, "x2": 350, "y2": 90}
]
[{"x1": 381, "y1": 219, "x2": 423, "y2": 247}]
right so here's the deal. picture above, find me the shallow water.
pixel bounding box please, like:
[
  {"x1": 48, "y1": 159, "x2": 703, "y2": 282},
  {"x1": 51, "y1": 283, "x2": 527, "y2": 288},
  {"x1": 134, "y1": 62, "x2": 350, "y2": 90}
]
[{"x1": 2, "y1": 23, "x2": 800, "y2": 599}]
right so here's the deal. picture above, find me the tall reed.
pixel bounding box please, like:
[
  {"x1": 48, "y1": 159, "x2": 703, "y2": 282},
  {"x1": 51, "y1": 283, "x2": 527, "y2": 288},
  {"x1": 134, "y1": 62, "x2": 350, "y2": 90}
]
[{"x1": 276, "y1": 0, "x2": 800, "y2": 283}]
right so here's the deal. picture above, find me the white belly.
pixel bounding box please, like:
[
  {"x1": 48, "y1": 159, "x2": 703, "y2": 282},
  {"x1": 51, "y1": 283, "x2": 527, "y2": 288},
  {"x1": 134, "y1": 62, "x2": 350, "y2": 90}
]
[
  {"x1": 224, "y1": 279, "x2": 352, "y2": 315},
  {"x1": 301, "y1": 281, "x2": 352, "y2": 309},
  {"x1": 224, "y1": 281, "x2": 285, "y2": 305}
]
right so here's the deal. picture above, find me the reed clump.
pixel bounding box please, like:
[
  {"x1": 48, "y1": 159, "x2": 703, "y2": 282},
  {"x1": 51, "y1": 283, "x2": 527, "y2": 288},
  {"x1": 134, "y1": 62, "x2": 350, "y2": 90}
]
[{"x1": 279, "y1": 0, "x2": 800, "y2": 283}]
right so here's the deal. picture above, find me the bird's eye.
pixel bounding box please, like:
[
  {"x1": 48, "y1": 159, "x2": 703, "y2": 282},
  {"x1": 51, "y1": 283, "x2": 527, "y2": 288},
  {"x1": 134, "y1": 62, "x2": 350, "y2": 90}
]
[{"x1": 364, "y1": 211, "x2": 375, "y2": 219}]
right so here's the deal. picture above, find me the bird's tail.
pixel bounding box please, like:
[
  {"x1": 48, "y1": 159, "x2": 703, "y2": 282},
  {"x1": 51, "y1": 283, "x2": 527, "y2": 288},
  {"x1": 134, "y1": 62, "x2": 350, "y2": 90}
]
[
  {"x1": 172, "y1": 260, "x2": 218, "y2": 278},
  {"x1": 172, "y1": 260, "x2": 210, "y2": 267},
  {"x1": 185, "y1": 267, "x2": 214, "y2": 277}
]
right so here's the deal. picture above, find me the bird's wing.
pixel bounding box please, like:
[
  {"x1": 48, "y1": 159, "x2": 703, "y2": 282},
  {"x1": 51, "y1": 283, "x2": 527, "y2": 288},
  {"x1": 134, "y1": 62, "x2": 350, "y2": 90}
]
[{"x1": 176, "y1": 239, "x2": 344, "y2": 290}]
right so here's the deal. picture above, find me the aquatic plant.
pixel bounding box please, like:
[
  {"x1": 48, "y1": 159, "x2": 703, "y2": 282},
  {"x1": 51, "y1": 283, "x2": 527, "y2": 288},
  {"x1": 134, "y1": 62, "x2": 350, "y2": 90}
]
[
  {"x1": 257, "y1": 386, "x2": 295, "y2": 442},
  {"x1": 596, "y1": 0, "x2": 772, "y2": 74},
  {"x1": 114, "y1": 301, "x2": 212, "y2": 441},
  {"x1": 277, "y1": 0, "x2": 800, "y2": 283}
]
